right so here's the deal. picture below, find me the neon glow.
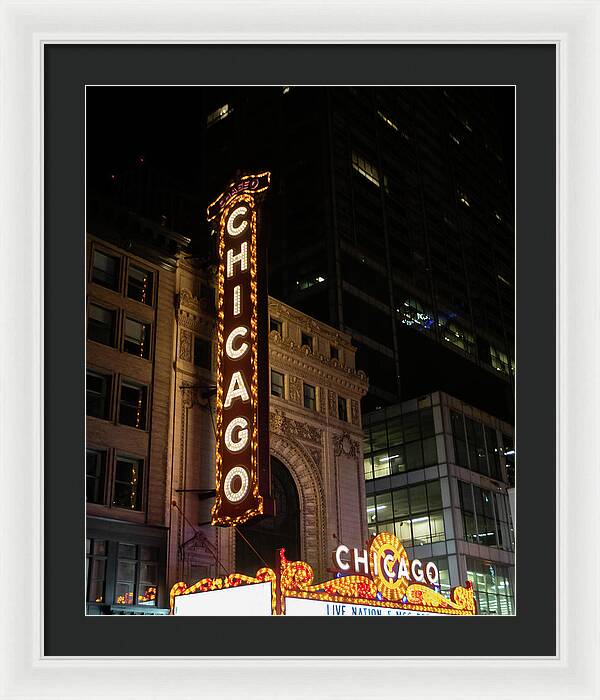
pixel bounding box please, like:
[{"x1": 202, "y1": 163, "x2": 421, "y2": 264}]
[{"x1": 208, "y1": 172, "x2": 273, "y2": 526}]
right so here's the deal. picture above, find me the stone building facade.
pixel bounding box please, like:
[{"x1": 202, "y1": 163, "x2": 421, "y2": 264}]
[
  {"x1": 169, "y1": 262, "x2": 369, "y2": 586},
  {"x1": 86, "y1": 229, "x2": 368, "y2": 613}
]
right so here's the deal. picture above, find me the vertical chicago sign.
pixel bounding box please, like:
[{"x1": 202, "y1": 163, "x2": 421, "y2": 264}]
[{"x1": 207, "y1": 172, "x2": 274, "y2": 526}]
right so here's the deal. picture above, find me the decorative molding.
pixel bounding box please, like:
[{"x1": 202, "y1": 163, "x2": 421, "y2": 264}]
[
  {"x1": 351, "y1": 399, "x2": 360, "y2": 426},
  {"x1": 268, "y1": 298, "x2": 353, "y2": 351},
  {"x1": 287, "y1": 375, "x2": 302, "y2": 404},
  {"x1": 179, "y1": 329, "x2": 192, "y2": 362},
  {"x1": 270, "y1": 432, "x2": 327, "y2": 579},
  {"x1": 269, "y1": 346, "x2": 368, "y2": 398},
  {"x1": 177, "y1": 288, "x2": 214, "y2": 314},
  {"x1": 269, "y1": 327, "x2": 368, "y2": 385},
  {"x1": 333, "y1": 431, "x2": 360, "y2": 459},
  {"x1": 270, "y1": 409, "x2": 323, "y2": 445},
  {"x1": 178, "y1": 308, "x2": 214, "y2": 336},
  {"x1": 308, "y1": 446, "x2": 322, "y2": 470},
  {"x1": 180, "y1": 384, "x2": 208, "y2": 409}
]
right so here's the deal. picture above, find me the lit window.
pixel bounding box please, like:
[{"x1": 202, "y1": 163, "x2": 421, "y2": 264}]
[
  {"x1": 91, "y1": 250, "x2": 120, "y2": 290},
  {"x1": 399, "y1": 297, "x2": 435, "y2": 332},
  {"x1": 271, "y1": 370, "x2": 284, "y2": 398},
  {"x1": 127, "y1": 265, "x2": 153, "y2": 305},
  {"x1": 113, "y1": 458, "x2": 144, "y2": 511},
  {"x1": 295, "y1": 275, "x2": 326, "y2": 291},
  {"x1": 124, "y1": 318, "x2": 151, "y2": 359},
  {"x1": 352, "y1": 151, "x2": 380, "y2": 187},
  {"x1": 439, "y1": 319, "x2": 475, "y2": 355},
  {"x1": 86, "y1": 539, "x2": 107, "y2": 604},
  {"x1": 207, "y1": 104, "x2": 232, "y2": 127},
  {"x1": 377, "y1": 110, "x2": 398, "y2": 131},
  {"x1": 118, "y1": 382, "x2": 147, "y2": 430},
  {"x1": 490, "y1": 346, "x2": 510, "y2": 374},
  {"x1": 114, "y1": 544, "x2": 158, "y2": 606},
  {"x1": 303, "y1": 383, "x2": 316, "y2": 411}
]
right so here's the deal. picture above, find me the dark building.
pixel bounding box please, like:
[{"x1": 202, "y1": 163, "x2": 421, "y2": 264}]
[
  {"x1": 198, "y1": 87, "x2": 515, "y2": 421},
  {"x1": 363, "y1": 391, "x2": 515, "y2": 615}
]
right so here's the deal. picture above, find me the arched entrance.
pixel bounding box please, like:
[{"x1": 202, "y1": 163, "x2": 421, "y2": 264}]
[{"x1": 235, "y1": 457, "x2": 300, "y2": 575}]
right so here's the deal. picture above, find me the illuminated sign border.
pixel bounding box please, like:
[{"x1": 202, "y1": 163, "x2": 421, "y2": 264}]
[
  {"x1": 170, "y1": 543, "x2": 476, "y2": 616},
  {"x1": 208, "y1": 173, "x2": 273, "y2": 527}
]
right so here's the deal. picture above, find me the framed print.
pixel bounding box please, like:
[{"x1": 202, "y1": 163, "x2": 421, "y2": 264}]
[{"x1": 1, "y1": 2, "x2": 599, "y2": 699}]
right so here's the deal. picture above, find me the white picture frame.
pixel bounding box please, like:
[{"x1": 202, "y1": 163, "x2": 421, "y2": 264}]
[{"x1": 1, "y1": 1, "x2": 598, "y2": 698}]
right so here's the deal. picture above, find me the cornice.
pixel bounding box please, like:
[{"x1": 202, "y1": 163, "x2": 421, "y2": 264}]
[
  {"x1": 268, "y1": 298, "x2": 354, "y2": 350},
  {"x1": 269, "y1": 333, "x2": 369, "y2": 397}
]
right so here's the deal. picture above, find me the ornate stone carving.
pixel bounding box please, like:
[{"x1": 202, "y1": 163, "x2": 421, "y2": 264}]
[
  {"x1": 351, "y1": 399, "x2": 360, "y2": 426},
  {"x1": 270, "y1": 409, "x2": 323, "y2": 445},
  {"x1": 288, "y1": 375, "x2": 302, "y2": 404},
  {"x1": 179, "y1": 329, "x2": 192, "y2": 362},
  {"x1": 270, "y1": 432, "x2": 327, "y2": 578},
  {"x1": 268, "y1": 327, "x2": 368, "y2": 387},
  {"x1": 178, "y1": 309, "x2": 214, "y2": 335},
  {"x1": 180, "y1": 384, "x2": 207, "y2": 409},
  {"x1": 328, "y1": 390, "x2": 337, "y2": 417},
  {"x1": 308, "y1": 446, "x2": 322, "y2": 470},
  {"x1": 333, "y1": 431, "x2": 360, "y2": 459}
]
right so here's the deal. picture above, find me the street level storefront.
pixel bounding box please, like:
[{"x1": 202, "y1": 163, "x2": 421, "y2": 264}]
[{"x1": 170, "y1": 533, "x2": 477, "y2": 616}]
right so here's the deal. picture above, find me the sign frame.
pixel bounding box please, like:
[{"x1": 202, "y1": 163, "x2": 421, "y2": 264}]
[{"x1": 208, "y1": 172, "x2": 274, "y2": 526}]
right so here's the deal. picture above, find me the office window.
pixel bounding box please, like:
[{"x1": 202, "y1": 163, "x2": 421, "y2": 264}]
[
  {"x1": 91, "y1": 250, "x2": 120, "y2": 290},
  {"x1": 490, "y1": 346, "x2": 510, "y2": 374},
  {"x1": 466, "y1": 558, "x2": 514, "y2": 615},
  {"x1": 301, "y1": 332, "x2": 313, "y2": 351},
  {"x1": 118, "y1": 382, "x2": 147, "y2": 429},
  {"x1": 113, "y1": 456, "x2": 144, "y2": 510},
  {"x1": 366, "y1": 480, "x2": 446, "y2": 547},
  {"x1": 207, "y1": 104, "x2": 232, "y2": 127},
  {"x1": 352, "y1": 151, "x2": 380, "y2": 187},
  {"x1": 270, "y1": 317, "x2": 282, "y2": 335},
  {"x1": 503, "y1": 434, "x2": 515, "y2": 488},
  {"x1": 271, "y1": 370, "x2": 285, "y2": 398},
  {"x1": 86, "y1": 449, "x2": 106, "y2": 504},
  {"x1": 86, "y1": 371, "x2": 111, "y2": 419},
  {"x1": 87, "y1": 304, "x2": 116, "y2": 346},
  {"x1": 303, "y1": 383, "x2": 316, "y2": 410},
  {"x1": 450, "y1": 411, "x2": 469, "y2": 467},
  {"x1": 114, "y1": 543, "x2": 158, "y2": 606},
  {"x1": 194, "y1": 337, "x2": 211, "y2": 370},
  {"x1": 86, "y1": 539, "x2": 107, "y2": 603},
  {"x1": 330, "y1": 345, "x2": 339, "y2": 360},
  {"x1": 123, "y1": 318, "x2": 151, "y2": 359},
  {"x1": 337, "y1": 396, "x2": 348, "y2": 422},
  {"x1": 458, "y1": 480, "x2": 513, "y2": 552},
  {"x1": 377, "y1": 110, "x2": 398, "y2": 131},
  {"x1": 127, "y1": 265, "x2": 153, "y2": 305}
]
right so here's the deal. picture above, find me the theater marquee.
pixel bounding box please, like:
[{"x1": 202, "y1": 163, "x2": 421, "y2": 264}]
[{"x1": 207, "y1": 172, "x2": 274, "y2": 527}]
